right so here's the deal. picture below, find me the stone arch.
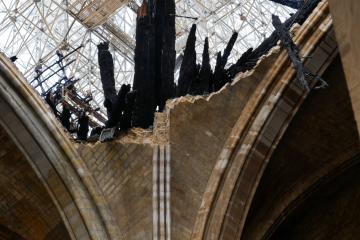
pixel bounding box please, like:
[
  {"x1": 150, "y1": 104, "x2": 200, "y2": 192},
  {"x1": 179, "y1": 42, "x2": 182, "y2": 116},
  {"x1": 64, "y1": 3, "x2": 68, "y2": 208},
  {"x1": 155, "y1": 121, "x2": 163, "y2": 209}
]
[
  {"x1": 0, "y1": 224, "x2": 26, "y2": 239},
  {"x1": 190, "y1": 2, "x2": 337, "y2": 239},
  {"x1": 0, "y1": 54, "x2": 121, "y2": 239},
  {"x1": 241, "y1": 54, "x2": 360, "y2": 240},
  {"x1": 268, "y1": 154, "x2": 360, "y2": 239},
  {"x1": 0, "y1": 125, "x2": 72, "y2": 239},
  {"x1": 251, "y1": 154, "x2": 360, "y2": 240}
]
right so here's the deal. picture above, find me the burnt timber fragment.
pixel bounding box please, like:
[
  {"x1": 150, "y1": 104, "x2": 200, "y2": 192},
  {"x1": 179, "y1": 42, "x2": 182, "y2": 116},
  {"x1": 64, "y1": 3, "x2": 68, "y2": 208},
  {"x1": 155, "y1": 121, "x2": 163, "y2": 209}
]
[
  {"x1": 117, "y1": 84, "x2": 131, "y2": 114},
  {"x1": 226, "y1": 48, "x2": 254, "y2": 80},
  {"x1": 97, "y1": 42, "x2": 116, "y2": 102},
  {"x1": 94, "y1": 0, "x2": 321, "y2": 135},
  {"x1": 131, "y1": 0, "x2": 320, "y2": 107},
  {"x1": 213, "y1": 32, "x2": 238, "y2": 91},
  {"x1": 222, "y1": 32, "x2": 239, "y2": 67},
  {"x1": 60, "y1": 105, "x2": 71, "y2": 131},
  {"x1": 225, "y1": 0, "x2": 321, "y2": 82},
  {"x1": 10, "y1": 56, "x2": 17, "y2": 62},
  {"x1": 272, "y1": 14, "x2": 309, "y2": 90},
  {"x1": 177, "y1": 28, "x2": 239, "y2": 96},
  {"x1": 77, "y1": 111, "x2": 89, "y2": 141},
  {"x1": 45, "y1": 92, "x2": 58, "y2": 115},
  {"x1": 200, "y1": 38, "x2": 213, "y2": 94},
  {"x1": 270, "y1": 0, "x2": 304, "y2": 9},
  {"x1": 132, "y1": 0, "x2": 176, "y2": 128},
  {"x1": 154, "y1": 0, "x2": 176, "y2": 111},
  {"x1": 121, "y1": 90, "x2": 137, "y2": 131},
  {"x1": 97, "y1": 42, "x2": 117, "y2": 120},
  {"x1": 212, "y1": 52, "x2": 224, "y2": 92},
  {"x1": 132, "y1": 1, "x2": 156, "y2": 128},
  {"x1": 272, "y1": 14, "x2": 327, "y2": 90},
  {"x1": 177, "y1": 24, "x2": 198, "y2": 97},
  {"x1": 188, "y1": 37, "x2": 212, "y2": 95},
  {"x1": 97, "y1": 44, "x2": 137, "y2": 130},
  {"x1": 106, "y1": 84, "x2": 131, "y2": 128},
  {"x1": 177, "y1": 29, "x2": 239, "y2": 95},
  {"x1": 210, "y1": 0, "x2": 320, "y2": 93}
]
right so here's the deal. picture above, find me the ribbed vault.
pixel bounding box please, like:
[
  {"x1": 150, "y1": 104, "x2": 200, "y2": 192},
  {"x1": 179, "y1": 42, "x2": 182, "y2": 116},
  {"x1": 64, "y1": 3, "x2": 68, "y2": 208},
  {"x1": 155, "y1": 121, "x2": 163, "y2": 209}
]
[
  {"x1": 0, "y1": 53, "x2": 121, "y2": 239},
  {"x1": 0, "y1": 1, "x2": 358, "y2": 240},
  {"x1": 0, "y1": 126, "x2": 71, "y2": 240},
  {"x1": 243, "y1": 55, "x2": 360, "y2": 240}
]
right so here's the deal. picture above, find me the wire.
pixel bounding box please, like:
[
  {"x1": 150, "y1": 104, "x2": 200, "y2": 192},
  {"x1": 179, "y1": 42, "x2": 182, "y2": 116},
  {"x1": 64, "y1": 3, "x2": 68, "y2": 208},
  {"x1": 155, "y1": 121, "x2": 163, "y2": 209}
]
[
  {"x1": 287, "y1": 0, "x2": 308, "y2": 29},
  {"x1": 169, "y1": 14, "x2": 198, "y2": 21}
]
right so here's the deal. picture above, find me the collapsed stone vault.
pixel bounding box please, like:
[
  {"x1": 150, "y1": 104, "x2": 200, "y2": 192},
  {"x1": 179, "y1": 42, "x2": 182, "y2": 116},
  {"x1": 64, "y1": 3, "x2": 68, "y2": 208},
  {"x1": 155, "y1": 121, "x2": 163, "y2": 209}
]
[{"x1": 0, "y1": 1, "x2": 359, "y2": 239}]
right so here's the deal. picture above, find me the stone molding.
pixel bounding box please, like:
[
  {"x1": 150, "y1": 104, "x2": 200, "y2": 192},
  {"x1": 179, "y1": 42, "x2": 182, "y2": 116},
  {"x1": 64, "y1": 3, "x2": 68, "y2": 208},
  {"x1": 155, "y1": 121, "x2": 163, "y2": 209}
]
[
  {"x1": 0, "y1": 54, "x2": 121, "y2": 239},
  {"x1": 189, "y1": 1, "x2": 337, "y2": 239}
]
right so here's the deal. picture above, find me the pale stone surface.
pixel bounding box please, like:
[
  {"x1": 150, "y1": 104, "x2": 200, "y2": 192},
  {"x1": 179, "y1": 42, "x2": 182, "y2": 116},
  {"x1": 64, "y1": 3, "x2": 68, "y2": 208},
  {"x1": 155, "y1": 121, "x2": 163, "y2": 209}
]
[{"x1": 328, "y1": 0, "x2": 360, "y2": 133}]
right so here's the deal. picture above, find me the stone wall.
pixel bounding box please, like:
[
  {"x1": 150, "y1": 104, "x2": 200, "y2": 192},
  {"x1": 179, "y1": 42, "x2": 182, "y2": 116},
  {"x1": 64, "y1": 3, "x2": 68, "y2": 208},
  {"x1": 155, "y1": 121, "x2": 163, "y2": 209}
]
[
  {"x1": 0, "y1": 51, "x2": 120, "y2": 239},
  {"x1": 328, "y1": 0, "x2": 360, "y2": 133},
  {"x1": 168, "y1": 2, "x2": 336, "y2": 239},
  {"x1": 0, "y1": 1, "x2": 354, "y2": 239},
  {"x1": 243, "y1": 55, "x2": 360, "y2": 240},
  {"x1": 0, "y1": 126, "x2": 70, "y2": 240},
  {"x1": 168, "y1": 49, "x2": 280, "y2": 239},
  {"x1": 270, "y1": 158, "x2": 360, "y2": 240},
  {"x1": 76, "y1": 139, "x2": 154, "y2": 240}
]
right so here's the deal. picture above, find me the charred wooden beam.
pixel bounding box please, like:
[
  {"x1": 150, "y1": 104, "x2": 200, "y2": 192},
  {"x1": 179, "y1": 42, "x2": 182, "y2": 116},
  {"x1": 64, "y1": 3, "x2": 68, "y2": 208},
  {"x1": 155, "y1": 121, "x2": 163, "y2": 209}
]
[
  {"x1": 272, "y1": 14, "x2": 309, "y2": 90},
  {"x1": 222, "y1": 32, "x2": 239, "y2": 67},
  {"x1": 272, "y1": 14, "x2": 328, "y2": 90},
  {"x1": 201, "y1": 37, "x2": 213, "y2": 93},
  {"x1": 132, "y1": 0, "x2": 176, "y2": 128},
  {"x1": 189, "y1": 37, "x2": 212, "y2": 95},
  {"x1": 177, "y1": 24, "x2": 197, "y2": 97},
  {"x1": 66, "y1": 92, "x2": 106, "y2": 124},
  {"x1": 45, "y1": 92, "x2": 58, "y2": 115},
  {"x1": 226, "y1": 0, "x2": 321, "y2": 81},
  {"x1": 213, "y1": 52, "x2": 224, "y2": 91},
  {"x1": 62, "y1": 100, "x2": 100, "y2": 128},
  {"x1": 132, "y1": 0, "x2": 157, "y2": 128},
  {"x1": 226, "y1": 48, "x2": 254, "y2": 79},
  {"x1": 106, "y1": 84, "x2": 131, "y2": 128},
  {"x1": 154, "y1": 0, "x2": 176, "y2": 110},
  {"x1": 97, "y1": 42, "x2": 117, "y2": 120},
  {"x1": 77, "y1": 111, "x2": 89, "y2": 140},
  {"x1": 213, "y1": 32, "x2": 238, "y2": 91},
  {"x1": 121, "y1": 90, "x2": 137, "y2": 130},
  {"x1": 60, "y1": 105, "x2": 71, "y2": 131}
]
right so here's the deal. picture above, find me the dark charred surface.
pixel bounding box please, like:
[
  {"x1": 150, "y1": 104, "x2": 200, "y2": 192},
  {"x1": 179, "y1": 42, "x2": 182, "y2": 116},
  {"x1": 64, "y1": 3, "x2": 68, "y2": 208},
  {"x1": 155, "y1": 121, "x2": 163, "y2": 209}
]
[
  {"x1": 97, "y1": 42, "x2": 117, "y2": 106},
  {"x1": 154, "y1": 0, "x2": 176, "y2": 111},
  {"x1": 132, "y1": 2, "x2": 156, "y2": 128},
  {"x1": 60, "y1": 106, "x2": 71, "y2": 131},
  {"x1": 98, "y1": 0, "x2": 320, "y2": 132},
  {"x1": 177, "y1": 24, "x2": 197, "y2": 97},
  {"x1": 213, "y1": 32, "x2": 238, "y2": 91},
  {"x1": 270, "y1": 0, "x2": 304, "y2": 9},
  {"x1": 226, "y1": 0, "x2": 321, "y2": 81},
  {"x1": 132, "y1": 0, "x2": 176, "y2": 128},
  {"x1": 176, "y1": 0, "x2": 321, "y2": 97},
  {"x1": 77, "y1": 112, "x2": 89, "y2": 140}
]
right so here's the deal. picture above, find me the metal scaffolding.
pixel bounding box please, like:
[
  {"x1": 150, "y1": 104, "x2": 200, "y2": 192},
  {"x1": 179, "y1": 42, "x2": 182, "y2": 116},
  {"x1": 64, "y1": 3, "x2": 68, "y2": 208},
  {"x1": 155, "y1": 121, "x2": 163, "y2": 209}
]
[{"x1": 0, "y1": 0, "x2": 293, "y2": 117}]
